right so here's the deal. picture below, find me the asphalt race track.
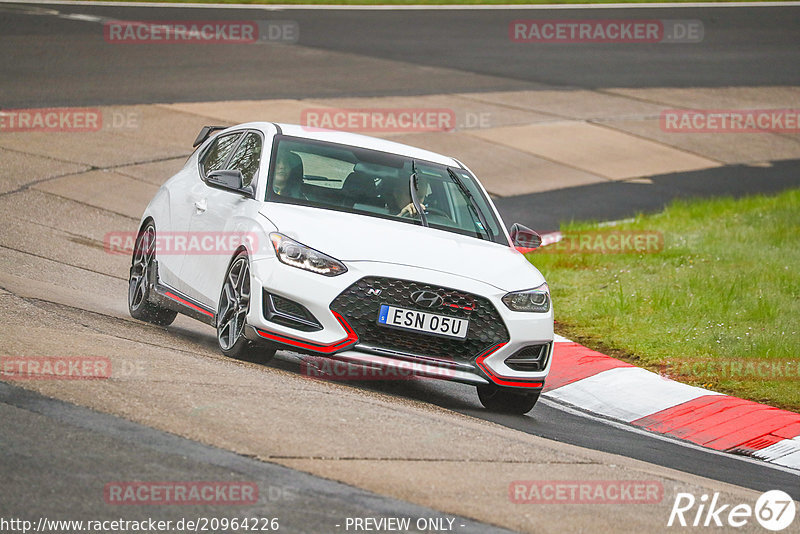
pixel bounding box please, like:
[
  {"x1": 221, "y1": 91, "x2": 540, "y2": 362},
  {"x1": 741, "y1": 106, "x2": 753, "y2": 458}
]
[
  {"x1": 3, "y1": 1, "x2": 800, "y2": 231},
  {"x1": 1, "y1": 2, "x2": 799, "y2": 532},
  {"x1": 2, "y1": 381, "x2": 522, "y2": 533},
  {"x1": 1, "y1": 3, "x2": 800, "y2": 107}
]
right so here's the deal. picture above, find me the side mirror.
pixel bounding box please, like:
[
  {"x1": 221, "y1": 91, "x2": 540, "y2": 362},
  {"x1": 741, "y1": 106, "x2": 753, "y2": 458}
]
[
  {"x1": 205, "y1": 170, "x2": 253, "y2": 197},
  {"x1": 510, "y1": 223, "x2": 542, "y2": 249}
]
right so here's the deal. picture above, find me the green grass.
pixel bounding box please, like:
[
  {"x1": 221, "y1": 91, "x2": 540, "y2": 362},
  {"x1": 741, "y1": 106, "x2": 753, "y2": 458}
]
[
  {"x1": 527, "y1": 189, "x2": 800, "y2": 411},
  {"x1": 77, "y1": 0, "x2": 778, "y2": 4}
]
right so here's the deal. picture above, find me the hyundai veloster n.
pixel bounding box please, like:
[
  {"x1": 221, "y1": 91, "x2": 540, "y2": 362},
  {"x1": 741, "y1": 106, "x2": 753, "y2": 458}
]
[{"x1": 128, "y1": 123, "x2": 553, "y2": 413}]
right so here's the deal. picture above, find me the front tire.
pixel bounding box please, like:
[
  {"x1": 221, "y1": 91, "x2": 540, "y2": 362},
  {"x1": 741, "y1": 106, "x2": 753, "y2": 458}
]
[
  {"x1": 477, "y1": 385, "x2": 540, "y2": 414},
  {"x1": 216, "y1": 251, "x2": 275, "y2": 363},
  {"x1": 128, "y1": 223, "x2": 177, "y2": 326}
]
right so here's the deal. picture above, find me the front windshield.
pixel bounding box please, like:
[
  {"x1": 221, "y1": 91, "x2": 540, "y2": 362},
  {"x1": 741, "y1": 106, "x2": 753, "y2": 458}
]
[{"x1": 266, "y1": 136, "x2": 506, "y2": 245}]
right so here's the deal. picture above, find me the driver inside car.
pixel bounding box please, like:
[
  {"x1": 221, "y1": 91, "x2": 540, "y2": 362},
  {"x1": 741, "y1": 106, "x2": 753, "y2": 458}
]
[
  {"x1": 382, "y1": 174, "x2": 430, "y2": 217},
  {"x1": 272, "y1": 150, "x2": 305, "y2": 198}
]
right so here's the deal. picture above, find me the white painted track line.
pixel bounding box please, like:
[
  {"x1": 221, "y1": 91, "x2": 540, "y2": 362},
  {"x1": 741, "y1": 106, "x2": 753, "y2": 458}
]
[
  {"x1": 540, "y1": 397, "x2": 800, "y2": 476},
  {"x1": 770, "y1": 450, "x2": 800, "y2": 470},
  {"x1": 753, "y1": 438, "x2": 800, "y2": 468},
  {"x1": 546, "y1": 366, "x2": 722, "y2": 423}
]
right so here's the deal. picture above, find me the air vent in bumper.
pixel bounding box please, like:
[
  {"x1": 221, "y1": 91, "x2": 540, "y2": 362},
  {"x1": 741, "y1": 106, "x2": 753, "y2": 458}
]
[
  {"x1": 263, "y1": 291, "x2": 322, "y2": 332},
  {"x1": 504, "y1": 344, "x2": 551, "y2": 372}
]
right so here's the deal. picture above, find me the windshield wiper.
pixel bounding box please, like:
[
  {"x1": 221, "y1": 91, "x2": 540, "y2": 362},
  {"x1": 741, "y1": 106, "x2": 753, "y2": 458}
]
[
  {"x1": 446, "y1": 167, "x2": 490, "y2": 241},
  {"x1": 409, "y1": 160, "x2": 429, "y2": 227}
]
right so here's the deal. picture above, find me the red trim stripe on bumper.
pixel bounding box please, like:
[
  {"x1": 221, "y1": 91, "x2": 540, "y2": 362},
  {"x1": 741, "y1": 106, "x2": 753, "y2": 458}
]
[
  {"x1": 255, "y1": 311, "x2": 358, "y2": 354},
  {"x1": 475, "y1": 343, "x2": 544, "y2": 388}
]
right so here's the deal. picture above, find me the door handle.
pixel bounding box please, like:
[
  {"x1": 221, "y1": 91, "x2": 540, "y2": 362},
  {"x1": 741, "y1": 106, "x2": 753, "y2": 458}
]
[{"x1": 194, "y1": 199, "x2": 207, "y2": 213}]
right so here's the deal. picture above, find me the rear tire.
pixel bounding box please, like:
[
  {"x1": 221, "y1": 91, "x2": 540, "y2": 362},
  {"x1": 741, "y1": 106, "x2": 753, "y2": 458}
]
[
  {"x1": 216, "y1": 251, "x2": 276, "y2": 364},
  {"x1": 128, "y1": 222, "x2": 177, "y2": 326},
  {"x1": 477, "y1": 385, "x2": 540, "y2": 414}
]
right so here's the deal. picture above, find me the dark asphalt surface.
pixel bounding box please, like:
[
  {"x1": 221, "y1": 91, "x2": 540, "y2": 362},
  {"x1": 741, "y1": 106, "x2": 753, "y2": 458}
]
[
  {"x1": 496, "y1": 158, "x2": 800, "y2": 231},
  {"x1": 265, "y1": 354, "x2": 800, "y2": 501},
  {"x1": 1, "y1": 3, "x2": 799, "y2": 107},
  {"x1": 2, "y1": 0, "x2": 798, "y2": 231},
  {"x1": 1, "y1": 1, "x2": 798, "y2": 527},
  {"x1": 0, "y1": 381, "x2": 514, "y2": 533}
]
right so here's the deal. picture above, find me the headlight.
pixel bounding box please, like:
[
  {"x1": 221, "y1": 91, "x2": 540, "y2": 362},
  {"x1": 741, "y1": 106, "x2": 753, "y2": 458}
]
[
  {"x1": 502, "y1": 283, "x2": 550, "y2": 313},
  {"x1": 269, "y1": 233, "x2": 347, "y2": 277}
]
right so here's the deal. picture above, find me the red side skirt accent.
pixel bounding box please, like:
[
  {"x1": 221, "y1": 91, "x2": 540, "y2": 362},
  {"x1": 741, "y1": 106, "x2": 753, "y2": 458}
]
[{"x1": 165, "y1": 291, "x2": 214, "y2": 318}]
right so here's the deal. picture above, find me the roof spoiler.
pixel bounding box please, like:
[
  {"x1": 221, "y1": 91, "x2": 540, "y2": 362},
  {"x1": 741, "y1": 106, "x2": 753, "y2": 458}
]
[{"x1": 193, "y1": 126, "x2": 229, "y2": 148}]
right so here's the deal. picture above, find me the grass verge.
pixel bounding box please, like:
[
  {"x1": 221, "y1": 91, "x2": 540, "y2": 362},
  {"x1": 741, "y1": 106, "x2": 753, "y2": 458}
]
[{"x1": 526, "y1": 188, "x2": 800, "y2": 411}]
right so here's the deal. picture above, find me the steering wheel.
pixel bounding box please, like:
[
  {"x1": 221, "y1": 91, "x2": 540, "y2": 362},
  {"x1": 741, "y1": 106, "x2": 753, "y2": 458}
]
[
  {"x1": 400, "y1": 205, "x2": 453, "y2": 221},
  {"x1": 423, "y1": 207, "x2": 453, "y2": 221}
]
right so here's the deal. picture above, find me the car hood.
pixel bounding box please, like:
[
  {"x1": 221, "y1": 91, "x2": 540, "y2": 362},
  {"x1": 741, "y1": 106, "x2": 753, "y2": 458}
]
[{"x1": 259, "y1": 203, "x2": 545, "y2": 292}]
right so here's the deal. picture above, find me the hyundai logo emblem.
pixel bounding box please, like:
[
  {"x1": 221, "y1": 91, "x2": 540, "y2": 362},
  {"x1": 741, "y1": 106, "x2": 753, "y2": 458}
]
[{"x1": 410, "y1": 290, "x2": 443, "y2": 308}]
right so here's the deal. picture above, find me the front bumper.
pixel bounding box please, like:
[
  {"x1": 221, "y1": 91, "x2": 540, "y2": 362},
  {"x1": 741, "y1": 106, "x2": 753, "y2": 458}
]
[{"x1": 244, "y1": 258, "x2": 553, "y2": 389}]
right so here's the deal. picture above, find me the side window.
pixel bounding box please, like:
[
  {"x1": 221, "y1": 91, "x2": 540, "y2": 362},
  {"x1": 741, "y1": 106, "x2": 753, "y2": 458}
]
[
  {"x1": 200, "y1": 133, "x2": 241, "y2": 177},
  {"x1": 227, "y1": 132, "x2": 262, "y2": 187}
]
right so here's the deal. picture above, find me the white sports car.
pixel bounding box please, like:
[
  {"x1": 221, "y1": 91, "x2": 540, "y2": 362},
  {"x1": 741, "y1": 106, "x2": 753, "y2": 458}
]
[{"x1": 129, "y1": 123, "x2": 553, "y2": 413}]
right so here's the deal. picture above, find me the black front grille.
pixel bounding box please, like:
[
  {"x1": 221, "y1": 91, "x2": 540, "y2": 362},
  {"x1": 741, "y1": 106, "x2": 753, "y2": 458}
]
[
  {"x1": 329, "y1": 277, "x2": 509, "y2": 363},
  {"x1": 504, "y1": 344, "x2": 550, "y2": 372}
]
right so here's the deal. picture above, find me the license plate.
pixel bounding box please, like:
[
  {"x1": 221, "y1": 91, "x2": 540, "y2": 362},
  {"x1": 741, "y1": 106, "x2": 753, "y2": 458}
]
[{"x1": 377, "y1": 305, "x2": 468, "y2": 340}]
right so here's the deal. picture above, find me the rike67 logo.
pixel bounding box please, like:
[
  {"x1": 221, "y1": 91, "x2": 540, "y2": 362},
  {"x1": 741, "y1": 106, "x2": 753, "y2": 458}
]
[{"x1": 668, "y1": 490, "x2": 796, "y2": 531}]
